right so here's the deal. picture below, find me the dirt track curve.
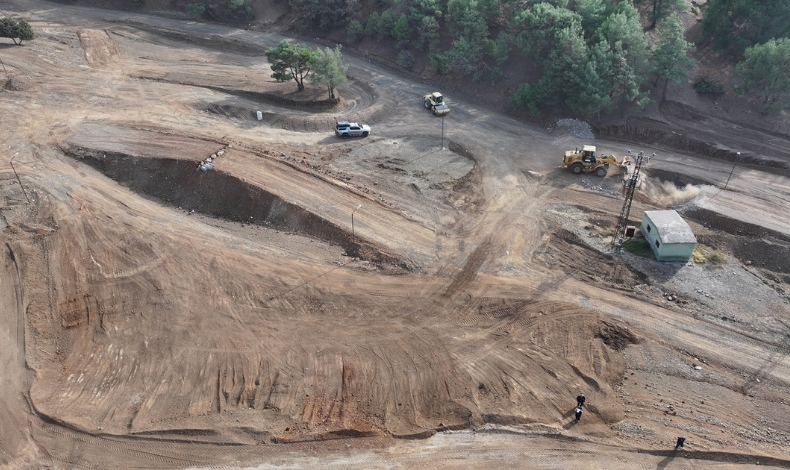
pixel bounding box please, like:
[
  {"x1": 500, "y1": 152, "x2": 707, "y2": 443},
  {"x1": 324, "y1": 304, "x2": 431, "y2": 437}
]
[{"x1": 1, "y1": 0, "x2": 790, "y2": 468}]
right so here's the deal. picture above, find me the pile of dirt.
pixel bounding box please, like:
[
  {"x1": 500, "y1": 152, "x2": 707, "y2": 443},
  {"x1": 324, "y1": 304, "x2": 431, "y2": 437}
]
[{"x1": 4, "y1": 75, "x2": 30, "y2": 91}]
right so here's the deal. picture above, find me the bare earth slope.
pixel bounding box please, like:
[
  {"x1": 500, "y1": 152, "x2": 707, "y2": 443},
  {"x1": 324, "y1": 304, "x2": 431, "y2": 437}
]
[{"x1": 1, "y1": 1, "x2": 789, "y2": 468}]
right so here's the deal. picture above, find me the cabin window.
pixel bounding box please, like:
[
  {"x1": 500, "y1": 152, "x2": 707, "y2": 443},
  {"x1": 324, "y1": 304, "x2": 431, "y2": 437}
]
[
  {"x1": 655, "y1": 240, "x2": 660, "y2": 248},
  {"x1": 647, "y1": 225, "x2": 652, "y2": 233}
]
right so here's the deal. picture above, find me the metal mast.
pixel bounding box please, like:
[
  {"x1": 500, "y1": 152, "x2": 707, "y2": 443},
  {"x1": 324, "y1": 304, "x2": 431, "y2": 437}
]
[{"x1": 611, "y1": 151, "x2": 648, "y2": 249}]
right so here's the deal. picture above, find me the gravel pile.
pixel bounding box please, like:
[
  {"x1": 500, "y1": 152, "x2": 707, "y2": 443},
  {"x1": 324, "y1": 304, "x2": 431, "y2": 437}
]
[
  {"x1": 613, "y1": 420, "x2": 654, "y2": 436},
  {"x1": 579, "y1": 177, "x2": 621, "y2": 197},
  {"x1": 555, "y1": 118, "x2": 595, "y2": 140},
  {"x1": 4, "y1": 75, "x2": 29, "y2": 91}
]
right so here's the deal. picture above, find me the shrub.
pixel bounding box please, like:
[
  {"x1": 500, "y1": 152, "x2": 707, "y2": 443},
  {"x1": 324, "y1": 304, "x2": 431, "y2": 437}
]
[
  {"x1": 186, "y1": 4, "x2": 206, "y2": 16},
  {"x1": 693, "y1": 70, "x2": 725, "y2": 95},
  {"x1": 691, "y1": 244, "x2": 725, "y2": 264},
  {"x1": 347, "y1": 19, "x2": 364, "y2": 43},
  {"x1": 397, "y1": 49, "x2": 415, "y2": 69}
]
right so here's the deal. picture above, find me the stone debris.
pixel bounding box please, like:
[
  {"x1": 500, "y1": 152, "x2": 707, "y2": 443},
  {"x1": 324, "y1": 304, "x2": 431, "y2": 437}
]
[
  {"x1": 198, "y1": 146, "x2": 228, "y2": 171},
  {"x1": 579, "y1": 177, "x2": 620, "y2": 196},
  {"x1": 554, "y1": 118, "x2": 595, "y2": 140}
]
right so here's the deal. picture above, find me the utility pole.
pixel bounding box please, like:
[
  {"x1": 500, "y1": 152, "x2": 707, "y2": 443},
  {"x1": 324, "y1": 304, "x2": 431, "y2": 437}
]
[
  {"x1": 351, "y1": 204, "x2": 362, "y2": 245},
  {"x1": 10, "y1": 152, "x2": 30, "y2": 204},
  {"x1": 724, "y1": 153, "x2": 739, "y2": 189},
  {"x1": 611, "y1": 151, "x2": 651, "y2": 249}
]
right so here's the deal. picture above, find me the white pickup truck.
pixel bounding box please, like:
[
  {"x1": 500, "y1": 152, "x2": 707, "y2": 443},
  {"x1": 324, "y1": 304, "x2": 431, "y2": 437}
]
[{"x1": 335, "y1": 121, "x2": 371, "y2": 138}]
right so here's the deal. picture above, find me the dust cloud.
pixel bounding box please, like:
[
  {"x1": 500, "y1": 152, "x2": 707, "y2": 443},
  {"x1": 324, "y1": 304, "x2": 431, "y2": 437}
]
[{"x1": 641, "y1": 172, "x2": 701, "y2": 206}]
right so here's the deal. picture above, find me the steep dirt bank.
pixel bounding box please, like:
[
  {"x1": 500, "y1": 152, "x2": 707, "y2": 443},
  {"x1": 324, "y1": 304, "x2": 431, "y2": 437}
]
[{"x1": 595, "y1": 114, "x2": 790, "y2": 171}]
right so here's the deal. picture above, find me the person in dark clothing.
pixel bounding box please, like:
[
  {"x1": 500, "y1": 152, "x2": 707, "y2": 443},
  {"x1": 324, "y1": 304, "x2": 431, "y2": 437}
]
[
  {"x1": 576, "y1": 393, "x2": 586, "y2": 408},
  {"x1": 575, "y1": 407, "x2": 583, "y2": 422},
  {"x1": 675, "y1": 437, "x2": 686, "y2": 449}
]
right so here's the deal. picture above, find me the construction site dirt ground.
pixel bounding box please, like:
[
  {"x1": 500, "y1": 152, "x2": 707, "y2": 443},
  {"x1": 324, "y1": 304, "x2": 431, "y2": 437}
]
[{"x1": 1, "y1": 1, "x2": 790, "y2": 468}]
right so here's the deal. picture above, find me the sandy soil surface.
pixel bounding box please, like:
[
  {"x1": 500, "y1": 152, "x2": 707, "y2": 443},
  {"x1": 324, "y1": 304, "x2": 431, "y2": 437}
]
[{"x1": 1, "y1": 1, "x2": 790, "y2": 468}]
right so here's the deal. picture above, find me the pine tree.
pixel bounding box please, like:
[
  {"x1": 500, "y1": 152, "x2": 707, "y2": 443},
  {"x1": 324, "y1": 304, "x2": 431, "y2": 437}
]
[
  {"x1": 265, "y1": 41, "x2": 313, "y2": 91},
  {"x1": 309, "y1": 46, "x2": 348, "y2": 101},
  {"x1": 651, "y1": 14, "x2": 695, "y2": 102},
  {"x1": 734, "y1": 38, "x2": 790, "y2": 113}
]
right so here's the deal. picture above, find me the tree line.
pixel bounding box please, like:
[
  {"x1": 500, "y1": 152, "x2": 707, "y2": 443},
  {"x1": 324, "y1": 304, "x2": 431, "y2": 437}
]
[
  {"x1": 5, "y1": 0, "x2": 788, "y2": 114},
  {"x1": 284, "y1": 0, "x2": 790, "y2": 115}
]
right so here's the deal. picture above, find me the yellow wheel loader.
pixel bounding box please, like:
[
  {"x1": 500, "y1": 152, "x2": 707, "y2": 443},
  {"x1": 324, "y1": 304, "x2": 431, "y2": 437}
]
[{"x1": 562, "y1": 145, "x2": 632, "y2": 177}]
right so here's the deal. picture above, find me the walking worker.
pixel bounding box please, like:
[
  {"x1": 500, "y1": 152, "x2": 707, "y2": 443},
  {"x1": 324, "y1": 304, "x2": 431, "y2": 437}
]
[
  {"x1": 575, "y1": 407, "x2": 583, "y2": 422},
  {"x1": 675, "y1": 437, "x2": 686, "y2": 449},
  {"x1": 576, "y1": 393, "x2": 586, "y2": 408}
]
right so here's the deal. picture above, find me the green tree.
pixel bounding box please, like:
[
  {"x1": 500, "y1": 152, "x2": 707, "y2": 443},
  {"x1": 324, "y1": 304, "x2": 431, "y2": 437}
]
[
  {"x1": 734, "y1": 38, "x2": 790, "y2": 113},
  {"x1": 608, "y1": 40, "x2": 651, "y2": 117},
  {"x1": 347, "y1": 19, "x2": 364, "y2": 43},
  {"x1": 701, "y1": 0, "x2": 790, "y2": 53},
  {"x1": 490, "y1": 31, "x2": 512, "y2": 65},
  {"x1": 431, "y1": 36, "x2": 489, "y2": 79},
  {"x1": 595, "y1": 4, "x2": 651, "y2": 116},
  {"x1": 526, "y1": 0, "x2": 568, "y2": 6},
  {"x1": 434, "y1": 0, "x2": 493, "y2": 80},
  {"x1": 562, "y1": 31, "x2": 612, "y2": 117},
  {"x1": 512, "y1": 24, "x2": 611, "y2": 117},
  {"x1": 416, "y1": 15, "x2": 440, "y2": 51},
  {"x1": 0, "y1": 17, "x2": 34, "y2": 45},
  {"x1": 511, "y1": 80, "x2": 550, "y2": 116},
  {"x1": 447, "y1": 0, "x2": 490, "y2": 40},
  {"x1": 511, "y1": 3, "x2": 581, "y2": 58},
  {"x1": 265, "y1": 41, "x2": 313, "y2": 91},
  {"x1": 651, "y1": 14, "x2": 695, "y2": 102},
  {"x1": 407, "y1": 0, "x2": 443, "y2": 22},
  {"x1": 566, "y1": 52, "x2": 611, "y2": 120},
  {"x1": 574, "y1": 0, "x2": 608, "y2": 37},
  {"x1": 643, "y1": 0, "x2": 685, "y2": 30},
  {"x1": 365, "y1": 11, "x2": 381, "y2": 37},
  {"x1": 309, "y1": 45, "x2": 348, "y2": 101},
  {"x1": 228, "y1": 0, "x2": 256, "y2": 19},
  {"x1": 551, "y1": 26, "x2": 591, "y2": 108},
  {"x1": 288, "y1": 0, "x2": 344, "y2": 30},
  {"x1": 378, "y1": 9, "x2": 396, "y2": 39},
  {"x1": 392, "y1": 14, "x2": 411, "y2": 46},
  {"x1": 186, "y1": 4, "x2": 206, "y2": 16}
]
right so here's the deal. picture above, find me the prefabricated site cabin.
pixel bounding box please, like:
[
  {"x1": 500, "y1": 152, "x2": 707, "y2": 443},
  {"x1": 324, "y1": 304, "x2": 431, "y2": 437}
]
[{"x1": 641, "y1": 210, "x2": 697, "y2": 262}]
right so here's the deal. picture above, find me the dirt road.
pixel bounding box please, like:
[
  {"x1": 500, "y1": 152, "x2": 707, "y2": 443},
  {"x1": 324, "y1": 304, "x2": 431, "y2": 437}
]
[{"x1": 1, "y1": 0, "x2": 790, "y2": 468}]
